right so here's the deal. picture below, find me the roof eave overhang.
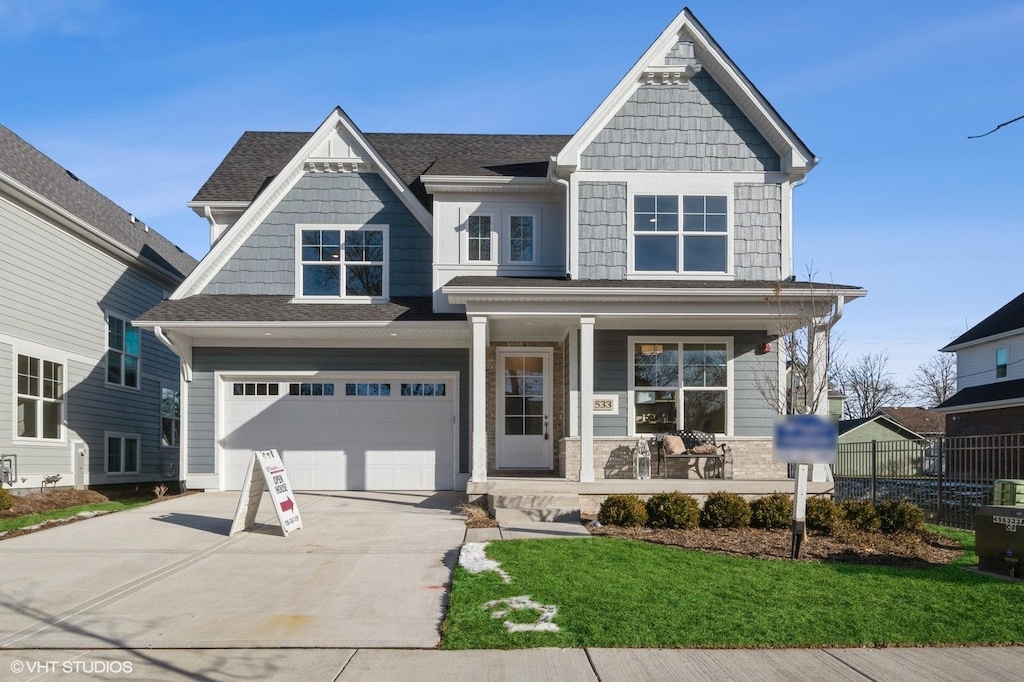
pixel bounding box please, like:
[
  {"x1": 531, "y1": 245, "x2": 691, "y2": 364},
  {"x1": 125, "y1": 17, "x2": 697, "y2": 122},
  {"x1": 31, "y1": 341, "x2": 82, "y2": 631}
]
[
  {"x1": 442, "y1": 284, "x2": 867, "y2": 305},
  {"x1": 934, "y1": 395, "x2": 1024, "y2": 414},
  {"x1": 422, "y1": 175, "x2": 560, "y2": 195},
  {"x1": 942, "y1": 327, "x2": 1024, "y2": 353}
]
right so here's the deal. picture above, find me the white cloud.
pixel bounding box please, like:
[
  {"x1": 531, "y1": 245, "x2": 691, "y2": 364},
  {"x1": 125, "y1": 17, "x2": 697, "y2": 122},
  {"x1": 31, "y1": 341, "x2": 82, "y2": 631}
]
[{"x1": 0, "y1": 0, "x2": 116, "y2": 38}]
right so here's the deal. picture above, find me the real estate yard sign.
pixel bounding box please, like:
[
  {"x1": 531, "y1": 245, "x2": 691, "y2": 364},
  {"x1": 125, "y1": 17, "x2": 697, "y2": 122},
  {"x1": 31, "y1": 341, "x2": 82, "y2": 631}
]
[
  {"x1": 773, "y1": 415, "x2": 837, "y2": 558},
  {"x1": 229, "y1": 449, "x2": 303, "y2": 537}
]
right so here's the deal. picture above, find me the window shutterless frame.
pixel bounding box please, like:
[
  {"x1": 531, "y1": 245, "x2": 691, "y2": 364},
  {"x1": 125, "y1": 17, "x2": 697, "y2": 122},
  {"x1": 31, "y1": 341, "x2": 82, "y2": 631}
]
[
  {"x1": 996, "y1": 347, "x2": 1009, "y2": 379},
  {"x1": 160, "y1": 386, "x2": 180, "y2": 448},
  {"x1": 295, "y1": 224, "x2": 389, "y2": 302},
  {"x1": 14, "y1": 351, "x2": 65, "y2": 442},
  {"x1": 105, "y1": 431, "x2": 141, "y2": 474},
  {"x1": 105, "y1": 313, "x2": 141, "y2": 389},
  {"x1": 626, "y1": 190, "x2": 733, "y2": 277},
  {"x1": 506, "y1": 213, "x2": 538, "y2": 265}
]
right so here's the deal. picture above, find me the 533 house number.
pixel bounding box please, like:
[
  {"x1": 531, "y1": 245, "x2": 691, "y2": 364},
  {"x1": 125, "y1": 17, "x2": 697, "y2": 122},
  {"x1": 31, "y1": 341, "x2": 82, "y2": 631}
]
[{"x1": 593, "y1": 398, "x2": 615, "y2": 411}]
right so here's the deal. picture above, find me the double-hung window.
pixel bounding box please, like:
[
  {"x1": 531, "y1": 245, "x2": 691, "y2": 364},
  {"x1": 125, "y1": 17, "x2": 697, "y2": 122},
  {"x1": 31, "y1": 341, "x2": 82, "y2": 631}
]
[
  {"x1": 997, "y1": 347, "x2": 1009, "y2": 379},
  {"x1": 107, "y1": 433, "x2": 140, "y2": 474},
  {"x1": 633, "y1": 195, "x2": 728, "y2": 273},
  {"x1": 17, "y1": 354, "x2": 63, "y2": 440},
  {"x1": 509, "y1": 215, "x2": 535, "y2": 263},
  {"x1": 161, "y1": 388, "x2": 180, "y2": 447},
  {"x1": 467, "y1": 215, "x2": 492, "y2": 261},
  {"x1": 107, "y1": 315, "x2": 140, "y2": 388},
  {"x1": 299, "y1": 226, "x2": 387, "y2": 299},
  {"x1": 631, "y1": 339, "x2": 729, "y2": 435}
]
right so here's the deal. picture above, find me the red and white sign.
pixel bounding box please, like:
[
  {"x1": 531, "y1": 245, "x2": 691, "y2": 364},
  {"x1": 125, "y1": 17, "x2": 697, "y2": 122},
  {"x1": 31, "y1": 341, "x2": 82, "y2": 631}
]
[{"x1": 229, "y1": 449, "x2": 303, "y2": 537}]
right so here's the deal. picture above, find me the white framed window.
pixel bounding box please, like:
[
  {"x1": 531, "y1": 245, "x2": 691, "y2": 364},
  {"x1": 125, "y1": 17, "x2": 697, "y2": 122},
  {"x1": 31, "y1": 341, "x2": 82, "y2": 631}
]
[
  {"x1": 508, "y1": 214, "x2": 536, "y2": 263},
  {"x1": 16, "y1": 354, "x2": 64, "y2": 441},
  {"x1": 997, "y1": 347, "x2": 1009, "y2": 379},
  {"x1": 161, "y1": 387, "x2": 180, "y2": 448},
  {"x1": 106, "y1": 432, "x2": 140, "y2": 474},
  {"x1": 628, "y1": 336, "x2": 732, "y2": 436},
  {"x1": 631, "y1": 194, "x2": 729, "y2": 274},
  {"x1": 296, "y1": 225, "x2": 388, "y2": 301},
  {"x1": 106, "y1": 314, "x2": 141, "y2": 389},
  {"x1": 467, "y1": 215, "x2": 494, "y2": 262}
]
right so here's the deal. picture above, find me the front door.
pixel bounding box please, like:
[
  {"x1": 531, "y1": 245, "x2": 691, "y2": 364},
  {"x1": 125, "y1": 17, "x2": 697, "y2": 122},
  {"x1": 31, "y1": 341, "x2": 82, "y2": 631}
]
[{"x1": 496, "y1": 349, "x2": 552, "y2": 469}]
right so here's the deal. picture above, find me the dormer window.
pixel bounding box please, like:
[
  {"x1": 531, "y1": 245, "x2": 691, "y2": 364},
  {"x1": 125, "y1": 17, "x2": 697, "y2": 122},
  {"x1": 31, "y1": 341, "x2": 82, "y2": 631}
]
[
  {"x1": 298, "y1": 225, "x2": 388, "y2": 301},
  {"x1": 632, "y1": 194, "x2": 729, "y2": 274}
]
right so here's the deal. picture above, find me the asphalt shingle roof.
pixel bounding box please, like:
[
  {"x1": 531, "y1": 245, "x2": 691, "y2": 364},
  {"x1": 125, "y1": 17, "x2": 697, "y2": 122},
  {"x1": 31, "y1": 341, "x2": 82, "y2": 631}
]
[
  {"x1": 191, "y1": 131, "x2": 572, "y2": 211},
  {"x1": 0, "y1": 124, "x2": 198, "y2": 279},
  {"x1": 937, "y1": 378, "x2": 1024, "y2": 411},
  {"x1": 136, "y1": 295, "x2": 466, "y2": 324},
  {"x1": 875, "y1": 407, "x2": 946, "y2": 436},
  {"x1": 944, "y1": 292, "x2": 1024, "y2": 349}
]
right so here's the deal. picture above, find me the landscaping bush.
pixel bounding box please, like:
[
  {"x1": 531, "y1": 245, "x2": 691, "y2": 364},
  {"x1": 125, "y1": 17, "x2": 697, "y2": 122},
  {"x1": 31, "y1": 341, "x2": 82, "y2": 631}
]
[
  {"x1": 750, "y1": 492, "x2": 793, "y2": 530},
  {"x1": 841, "y1": 499, "x2": 881, "y2": 532},
  {"x1": 877, "y1": 499, "x2": 925, "y2": 534},
  {"x1": 645, "y1": 492, "x2": 700, "y2": 530},
  {"x1": 806, "y1": 496, "x2": 843, "y2": 534},
  {"x1": 0, "y1": 488, "x2": 13, "y2": 511},
  {"x1": 598, "y1": 494, "x2": 648, "y2": 527},
  {"x1": 700, "y1": 491, "x2": 751, "y2": 528}
]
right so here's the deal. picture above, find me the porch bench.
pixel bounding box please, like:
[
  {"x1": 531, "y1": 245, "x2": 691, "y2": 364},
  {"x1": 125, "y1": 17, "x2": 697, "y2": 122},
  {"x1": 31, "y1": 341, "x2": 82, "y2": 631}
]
[{"x1": 657, "y1": 430, "x2": 728, "y2": 479}]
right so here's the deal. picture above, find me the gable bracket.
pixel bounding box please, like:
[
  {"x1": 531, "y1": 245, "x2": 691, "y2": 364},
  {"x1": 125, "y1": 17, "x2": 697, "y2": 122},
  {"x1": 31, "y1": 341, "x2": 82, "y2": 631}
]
[{"x1": 641, "y1": 64, "x2": 702, "y2": 86}]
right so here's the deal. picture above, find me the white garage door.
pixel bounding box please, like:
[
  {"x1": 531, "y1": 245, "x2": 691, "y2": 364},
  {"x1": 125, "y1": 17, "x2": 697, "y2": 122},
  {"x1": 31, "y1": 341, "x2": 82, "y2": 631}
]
[{"x1": 220, "y1": 377, "x2": 456, "y2": 491}]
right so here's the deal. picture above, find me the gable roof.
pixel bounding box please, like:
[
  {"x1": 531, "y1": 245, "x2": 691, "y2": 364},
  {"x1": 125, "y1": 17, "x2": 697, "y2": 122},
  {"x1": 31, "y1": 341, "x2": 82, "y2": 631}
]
[
  {"x1": 935, "y1": 378, "x2": 1024, "y2": 412},
  {"x1": 191, "y1": 131, "x2": 570, "y2": 211},
  {"x1": 838, "y1": 414, "x2": 925, "y2": 441},
  {"x1": 0, "y1": 124, "x2": 197, "y2": 280},
  {"x1": 556, "y1": 8, "x2": 814, "y2": 175},
  {"x1": 942, "y1": 291, "x2": 1024, "y2": 351},
  {"x1": 874, "y1": 407, "x2": 946, "y2": 436}
]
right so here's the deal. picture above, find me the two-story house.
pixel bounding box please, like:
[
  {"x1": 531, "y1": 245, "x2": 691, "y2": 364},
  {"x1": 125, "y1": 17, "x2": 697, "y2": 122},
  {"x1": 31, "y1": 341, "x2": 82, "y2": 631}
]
[
  {"x1": 0, "y1": 124, "x2": 197, "y2": 492},
  {"x1": 937, "y1": 291, "x2": 1024, "y2": 436},
  {"x1": 136, "y1": 9, "x2": 864, "y2": 501}
]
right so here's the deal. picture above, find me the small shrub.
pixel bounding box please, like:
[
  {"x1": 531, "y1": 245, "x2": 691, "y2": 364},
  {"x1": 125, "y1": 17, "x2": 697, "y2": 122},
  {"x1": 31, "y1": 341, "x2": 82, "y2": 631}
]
[
  {"x1": 598, "y1": 494, "x2": 648, "y2": 527},
  {"x1": 153, "y1": 484, "x2": 168, "y2": 500},
  {"x1": 806, "y1": 496, "x2": 843, "y2": 534},
  {"x1": 750, "y1": 492, "x2": 793, "y2": 530},
  {"x1": 700, "y1": 491, "x2": 751, "y2": 529},
  {"x1": 0, "y1": 488, "x2": 13, "y2": 511},
  {"x1": 645, "y1": 492, "x2": 700, "y2": 529},
  {"x1": 877, "y1": 499, "x2": 925, "y2": 534},
  {"x1": 841, "y1": 499, "x2": 881, "y2": 532}
]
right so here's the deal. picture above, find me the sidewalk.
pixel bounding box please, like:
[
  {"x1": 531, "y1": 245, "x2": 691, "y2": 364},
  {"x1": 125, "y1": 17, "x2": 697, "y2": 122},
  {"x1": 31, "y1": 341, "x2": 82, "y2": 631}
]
[{"x1": 2, "y1": 646, "x2": 1020, "y2": 681}]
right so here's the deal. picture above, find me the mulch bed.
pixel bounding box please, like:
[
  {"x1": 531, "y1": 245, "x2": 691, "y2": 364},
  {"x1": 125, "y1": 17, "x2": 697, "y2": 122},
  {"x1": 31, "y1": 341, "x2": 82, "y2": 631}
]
[
  {"x1": 588, "y1": 524, "x2": 964, "y2": 568},
  {"x1": 0, "y1": 489, "x2": 110, "y2": 518}
]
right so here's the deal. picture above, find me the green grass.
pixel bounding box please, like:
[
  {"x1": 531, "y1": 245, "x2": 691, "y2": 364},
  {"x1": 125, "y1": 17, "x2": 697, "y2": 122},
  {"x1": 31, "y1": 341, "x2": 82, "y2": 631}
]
[
  {"x1": 0, "y1": 499, "x2": 152, "y2": 533},
  {"x1": 444, "y1": 527, "x2": 1024, "y2": 649}
]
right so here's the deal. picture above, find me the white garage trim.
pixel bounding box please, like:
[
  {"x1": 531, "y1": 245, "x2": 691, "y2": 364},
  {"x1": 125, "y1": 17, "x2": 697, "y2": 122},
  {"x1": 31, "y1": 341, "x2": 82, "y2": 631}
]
[{"x1": 213, "y1": 370, "x2": 460, "y2": 491}]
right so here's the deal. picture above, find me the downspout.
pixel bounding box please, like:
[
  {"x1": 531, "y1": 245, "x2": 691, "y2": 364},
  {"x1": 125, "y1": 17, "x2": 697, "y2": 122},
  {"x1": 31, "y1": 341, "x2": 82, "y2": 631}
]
[
  {"x1": 154, "y1": 326, "x2": 192, "y2": 490},
  {"x1": 548, "y1": 158, "x2": 572, "y2": 280}
]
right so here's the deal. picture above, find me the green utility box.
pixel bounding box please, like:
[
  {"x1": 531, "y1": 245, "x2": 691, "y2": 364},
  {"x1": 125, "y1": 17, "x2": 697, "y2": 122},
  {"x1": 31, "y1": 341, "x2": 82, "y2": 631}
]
[
  {"x1": 975, "y1": 505, "x2": 1024, "y2": 578},
  {"x1": 993, "y1": 479, "x2": 1024, "y2": 506}
]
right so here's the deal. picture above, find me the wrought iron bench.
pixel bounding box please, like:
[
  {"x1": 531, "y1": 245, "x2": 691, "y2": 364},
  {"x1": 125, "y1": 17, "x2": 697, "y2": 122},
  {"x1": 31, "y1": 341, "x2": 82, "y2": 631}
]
[{"x1": 657, "y1": 430, "x2": 728, "y2": 479}]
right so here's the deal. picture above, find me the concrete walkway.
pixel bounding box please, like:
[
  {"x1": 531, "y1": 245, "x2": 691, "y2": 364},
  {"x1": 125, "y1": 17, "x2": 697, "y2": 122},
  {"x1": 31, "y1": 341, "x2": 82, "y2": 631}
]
[{"x1": 0, "y1": 646, "x2": 1020, "y2": 681}]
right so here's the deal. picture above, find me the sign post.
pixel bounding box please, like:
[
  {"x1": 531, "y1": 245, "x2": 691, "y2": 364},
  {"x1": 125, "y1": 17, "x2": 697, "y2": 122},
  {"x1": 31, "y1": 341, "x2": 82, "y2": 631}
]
[
  {"x1": 229, "y1": 449, "x2": 303, "y2": 537},
  {"x1": 773, "y1": 415, "x2": 837, "y2": 559}
]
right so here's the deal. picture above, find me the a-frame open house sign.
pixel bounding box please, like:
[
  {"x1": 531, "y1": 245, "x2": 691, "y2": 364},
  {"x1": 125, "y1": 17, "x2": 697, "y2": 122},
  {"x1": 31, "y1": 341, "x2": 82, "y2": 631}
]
[{"x1": 229, "y1": 450, "x2": 303, "y2": 537}]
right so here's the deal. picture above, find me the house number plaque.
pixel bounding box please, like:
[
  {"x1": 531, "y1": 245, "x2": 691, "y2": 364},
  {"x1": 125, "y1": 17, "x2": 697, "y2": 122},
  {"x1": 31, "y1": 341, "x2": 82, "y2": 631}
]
[{"x1": 592, "y1": 395, "x2": 618, "y2": 413}]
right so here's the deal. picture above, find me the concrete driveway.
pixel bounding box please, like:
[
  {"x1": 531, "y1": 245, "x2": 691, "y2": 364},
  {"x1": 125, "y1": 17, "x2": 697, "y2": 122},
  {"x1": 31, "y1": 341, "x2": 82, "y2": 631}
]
[{"x1": 0, "y1": 491, "x2": 466, "y2": 649}]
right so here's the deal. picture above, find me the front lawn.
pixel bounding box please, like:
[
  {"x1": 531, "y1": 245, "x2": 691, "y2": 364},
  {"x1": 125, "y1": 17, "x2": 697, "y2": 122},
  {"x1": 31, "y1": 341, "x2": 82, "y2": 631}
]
[
  {"x1": 0, "y1": 498, "x2": 152, "y2": 533},
  {"x1": 443, "y1": 529, "x2": 1024, "y2": 649}
]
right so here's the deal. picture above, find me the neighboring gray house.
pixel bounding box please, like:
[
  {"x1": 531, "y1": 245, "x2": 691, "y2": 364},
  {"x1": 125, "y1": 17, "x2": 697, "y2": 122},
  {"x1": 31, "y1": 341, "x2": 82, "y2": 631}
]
[
  {"x1": 137, "y1": 9, "x2": 864, "y2": 496},
  {"x1": 0, "y1": 124, "x2": 197, "y2": 492}
]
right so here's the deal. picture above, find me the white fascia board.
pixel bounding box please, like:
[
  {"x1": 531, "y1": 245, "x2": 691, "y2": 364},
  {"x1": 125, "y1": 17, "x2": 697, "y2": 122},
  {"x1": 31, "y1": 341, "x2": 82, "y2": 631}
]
[
  {"x1": 933, "y1": 396, "x2": 1024, "y2": 414},
  {"x1": 185, "y1": 200, "x2": 250, "y2": 217},
  {"x1": 0, "y1": 171, "x2": 185, "y2": 287},
  {"x1": 132, "y1": 320, "x2": 467, "y2": 331},
  {"x1": 172, "y1": 106, "x2": 432, "y2": 300},
  {"x1": 942, "y1": 328, "x2": 1024, "y2": 353},
  {"x1": 443, "y1": 284, "x2": 866, "y2": 303},
  {"x1": 841, "y1": 416, "x2": 924, "y2": 441},
  {"x1": 555, "y1": 8, "x2": 814, "y2": 175},
  {"x1": 422, "y1": 175, "x2": 559, "y2": 194}
]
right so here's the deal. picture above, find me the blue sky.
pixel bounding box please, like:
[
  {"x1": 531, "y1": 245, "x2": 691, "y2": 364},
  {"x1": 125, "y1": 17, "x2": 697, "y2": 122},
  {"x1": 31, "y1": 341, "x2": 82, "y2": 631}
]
[{"x1": 1, "y1": 0, "x2": 1021, "y2": 385}]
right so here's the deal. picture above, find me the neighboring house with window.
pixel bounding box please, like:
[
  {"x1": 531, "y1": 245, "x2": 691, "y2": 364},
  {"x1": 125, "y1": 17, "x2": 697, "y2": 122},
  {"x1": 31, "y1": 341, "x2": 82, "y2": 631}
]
[
  {"x1": 936, "y1": 291, "x2": 1024, "y2": 435},
  {"x1": 137, "y1": 9, "x2": 864, "y2": 495},
  {"x1": 0, "y1": 124, "x2": 197, "y2": 491}
]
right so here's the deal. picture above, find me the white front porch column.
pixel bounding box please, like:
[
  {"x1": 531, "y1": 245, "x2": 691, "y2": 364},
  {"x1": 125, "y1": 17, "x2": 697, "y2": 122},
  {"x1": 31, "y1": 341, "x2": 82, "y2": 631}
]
[
  {"x1": 470, "y1": 316, "x2": 489, "y2": 482},
  {"x1": 806, "y1": 318, "x2": 833, "y2": 483},
  {"x1": 579, "y1": 317, "x2": 595, "y2": 482}
]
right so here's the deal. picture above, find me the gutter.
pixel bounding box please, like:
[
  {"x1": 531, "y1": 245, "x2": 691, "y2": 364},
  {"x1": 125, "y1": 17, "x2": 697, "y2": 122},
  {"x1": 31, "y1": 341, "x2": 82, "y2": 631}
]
[{"x1": 547, "y1": 158, "x2": 572, "y2": 280}]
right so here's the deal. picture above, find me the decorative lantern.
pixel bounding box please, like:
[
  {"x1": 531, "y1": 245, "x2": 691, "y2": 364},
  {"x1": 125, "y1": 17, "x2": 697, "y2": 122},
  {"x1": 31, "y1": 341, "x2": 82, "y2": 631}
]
[{"x1": 633, "y1": 438, "x2": 652, "y2": 480}]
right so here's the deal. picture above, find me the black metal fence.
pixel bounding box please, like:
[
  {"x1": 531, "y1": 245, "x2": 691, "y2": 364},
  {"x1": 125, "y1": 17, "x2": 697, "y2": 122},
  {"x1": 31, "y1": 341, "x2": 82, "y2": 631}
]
[{"x1": 831, "y1": 434, "x2": 1024, "y2": 530}]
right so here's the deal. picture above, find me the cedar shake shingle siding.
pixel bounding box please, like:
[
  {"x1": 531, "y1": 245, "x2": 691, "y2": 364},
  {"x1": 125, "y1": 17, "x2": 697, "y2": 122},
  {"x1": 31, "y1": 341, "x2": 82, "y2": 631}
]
[
  {"x1": 579, "y1": 73, "x2": 780, "y2": 172},
  {"x1": 578, "y1": 182, "x2": 628, "y2": 280},
  {"x1": 734, "y1": 183, "x2": 783, "y2": 280}
]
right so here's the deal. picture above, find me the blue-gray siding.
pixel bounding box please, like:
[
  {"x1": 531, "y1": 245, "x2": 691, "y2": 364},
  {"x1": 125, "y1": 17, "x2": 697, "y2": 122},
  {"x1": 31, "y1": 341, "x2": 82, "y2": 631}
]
[
  {"x1": 203, "y1": 173, "x2": 431, "y2": 297},
  {"x1": 592, "y1": 330, "x2": 777, "y2": 437},
  {"x1": 0, "y1": 187, "x2": 182, "y2": 483},
  {"x1": 578, "y1": 182, "x2": 627, "y2": 280},
  {"x1": 580, "y1": 74, "x2": 780, "y2": 172},
  {"x1": 188, "y1": 348, "x2": 469, "y2": 476},
  {"x1": 734, "y1": 183, "x2": 783, "y2": 280}
]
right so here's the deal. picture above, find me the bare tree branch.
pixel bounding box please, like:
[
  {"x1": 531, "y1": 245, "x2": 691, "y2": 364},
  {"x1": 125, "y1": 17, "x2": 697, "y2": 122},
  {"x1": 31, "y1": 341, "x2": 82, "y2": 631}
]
[
  {"x1": 968, "y1": 114, "x2": 1024, "y2": 139},
  {"x1": 834, "y1": 351, "x2": 908, "y2": 419},
  {"x1": 906, "y1": 353, "x2": 957, "y2": 407}
]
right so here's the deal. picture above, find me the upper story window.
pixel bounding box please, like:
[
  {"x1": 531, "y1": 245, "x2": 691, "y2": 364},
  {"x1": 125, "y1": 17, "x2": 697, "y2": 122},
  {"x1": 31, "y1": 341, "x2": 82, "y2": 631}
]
[
  {"x1": 996, "y1": 347, "x2": 1009, "y2": 379},
  {"x1": 509, "y1": 215, "x2": 535, "y2": 263},
  {"x1": 107, "y1": 315, "x2": 140, "y2": 389},
  {"x1": 467, "y1": 216, "x2": 492, "y2": 261},
  {"x1": 161, "y1": 387, "x2": 180, "y2": 448},
  {"x1": 17, "y1": 354, "x2": 63, "y2": 440},
  {"x1": 633, "y1": 195, "x2": 728, "y2": 274},
  {"x1": 299, "y1": 226, "x2": 388, "y2": 300}
]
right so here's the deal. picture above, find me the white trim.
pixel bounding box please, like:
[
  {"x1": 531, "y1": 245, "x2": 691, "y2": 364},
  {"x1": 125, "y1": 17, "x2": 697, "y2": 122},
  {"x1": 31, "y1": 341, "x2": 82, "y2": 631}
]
[
  {"x1": 495, "y1": 347, "x2": 554, "y2": 470},
  {"x1": 470, "y1": 316, "x2": 489, "y2": 482},
  {"x1": 104, "y1": 431, "x2": 142, "y2": 475},
  {"x1": 626, "y1": 335, "x2": 734, "y2": 437},
  {"x1": 104, "y1": 312, "x2": 142, "y2": 391},
  {"x1": 159, "y1": 384, "x2": 181, "y2": 449},
  {"x1": 579, "y1": 317, "x2": 595, "y2": 482},
  {"x1": 186, "y1": 200, "x2": 251, "y2": 210},
  {"x1": 934, "y1": 396, "x2": 1024, "y2": 415},
  {"x1": 173, "y1": 107, "x2": 432, "y2": 300},
  {"x1": 996, "y1": 346, "x2": 1010, "y2": 381},
  {"x1": 294, "y1": 223, "x2": 390, "y2": 302},
  {"x1": 505, "y1": 211, "x2": 539, "y2": 265},
  {"x1": 568, "y1": 328, "x2": 579, "y2": 438},
  {"x1": 626, "y1": 190, "x2": 732, "y2": 278},
  {"x1": 423, "y1": 175, "x2": 560, "y2": 195},
  {"x1": 463, "y1": 211, "x2": 497, "y2": 265},
  {"x1": 943, "y1": 328, "x2": 1024, "y2": 353},
  {"x1": 213, "y1": 369, "x2": 460, "y2": 492},
  {"x1": 838, "y1": 415, "x2": 924, "y2": 441},
  {"x1": 11, "y1": 345, "x2": 68, "y2": 446}
]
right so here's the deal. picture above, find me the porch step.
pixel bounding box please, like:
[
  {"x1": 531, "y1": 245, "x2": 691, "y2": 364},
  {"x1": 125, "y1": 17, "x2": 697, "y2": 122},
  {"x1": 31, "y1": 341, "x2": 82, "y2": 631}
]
[{"x1": 489, "y1": 493, "x2": 581, "y2": 524}]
